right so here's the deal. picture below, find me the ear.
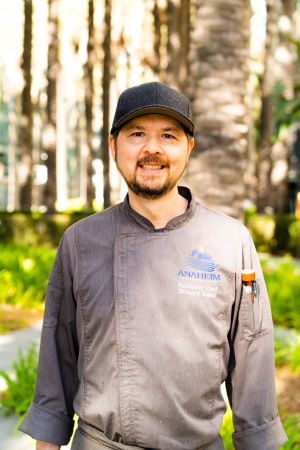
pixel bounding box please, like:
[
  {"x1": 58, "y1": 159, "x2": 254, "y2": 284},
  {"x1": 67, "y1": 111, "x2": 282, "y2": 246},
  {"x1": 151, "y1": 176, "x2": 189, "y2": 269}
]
[
  {"x1": 187, "y1": 137, "x2": 195, "y2": 159},
  {"x1": 109, "y1": 134, "x2": 116, "y2": 161}
]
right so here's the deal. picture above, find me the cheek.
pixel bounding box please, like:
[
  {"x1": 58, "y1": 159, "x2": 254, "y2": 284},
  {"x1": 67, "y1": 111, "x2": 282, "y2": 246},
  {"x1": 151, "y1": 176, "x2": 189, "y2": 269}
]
[
  {"x1": 117, "y1": 152, "x2": 137, "y2": 172},
  {"x1": 170, "y1": 150, "x2": 189, "y2": 167}
]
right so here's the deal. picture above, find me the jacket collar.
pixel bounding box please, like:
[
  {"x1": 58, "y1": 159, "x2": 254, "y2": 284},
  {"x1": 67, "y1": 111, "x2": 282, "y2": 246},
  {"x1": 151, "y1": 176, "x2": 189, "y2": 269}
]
[{"x1": 121, "y1": 186, "x2": 197, "y2": 232}]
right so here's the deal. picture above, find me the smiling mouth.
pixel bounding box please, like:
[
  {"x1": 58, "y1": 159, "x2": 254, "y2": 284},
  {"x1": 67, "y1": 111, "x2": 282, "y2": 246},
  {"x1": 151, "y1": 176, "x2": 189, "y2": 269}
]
[{"x1": 139, "y1": 164, "x2": 166, "y2": 170}]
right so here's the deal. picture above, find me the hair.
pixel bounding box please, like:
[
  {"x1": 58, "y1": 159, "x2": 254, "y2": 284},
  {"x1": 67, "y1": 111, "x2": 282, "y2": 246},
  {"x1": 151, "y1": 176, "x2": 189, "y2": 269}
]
[{"x1": 111, "y1": 130, "x2": 119, "y2": 141}]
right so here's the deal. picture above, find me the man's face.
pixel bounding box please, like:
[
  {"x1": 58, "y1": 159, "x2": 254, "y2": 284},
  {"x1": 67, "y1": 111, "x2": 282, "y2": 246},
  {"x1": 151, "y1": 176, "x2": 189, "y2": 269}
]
[{"x1": 109, "y1": 114, "x2": 194, "y2": 199}]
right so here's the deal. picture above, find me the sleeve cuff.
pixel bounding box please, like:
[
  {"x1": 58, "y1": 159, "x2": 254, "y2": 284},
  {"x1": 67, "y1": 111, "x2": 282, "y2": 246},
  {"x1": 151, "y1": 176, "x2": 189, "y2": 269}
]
[
  {"x1": 232, "y1": 415, "x2": 288, "y2": 450},
  {"x1": 18, "y1": 401, "x2": 74, "y2": 446}
]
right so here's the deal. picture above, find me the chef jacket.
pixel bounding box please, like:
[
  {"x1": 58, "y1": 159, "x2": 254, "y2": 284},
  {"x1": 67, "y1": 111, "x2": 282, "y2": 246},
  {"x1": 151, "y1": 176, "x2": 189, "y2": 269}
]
[{"x1": 19, "y1": 187, "x2": 287, "y2": 449}]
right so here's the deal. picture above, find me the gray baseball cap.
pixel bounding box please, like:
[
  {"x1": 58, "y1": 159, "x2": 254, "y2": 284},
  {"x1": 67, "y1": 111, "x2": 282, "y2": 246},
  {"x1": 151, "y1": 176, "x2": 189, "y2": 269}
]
[{"x1": 110, "y1": 82, "x2": 194, "y2": 136}]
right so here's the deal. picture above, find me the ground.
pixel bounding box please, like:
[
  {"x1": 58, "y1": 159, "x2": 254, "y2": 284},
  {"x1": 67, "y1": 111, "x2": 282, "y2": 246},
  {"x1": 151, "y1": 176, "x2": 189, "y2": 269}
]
[{"x1": 0, "y1": 304, "x2": 43, "y2": 334}]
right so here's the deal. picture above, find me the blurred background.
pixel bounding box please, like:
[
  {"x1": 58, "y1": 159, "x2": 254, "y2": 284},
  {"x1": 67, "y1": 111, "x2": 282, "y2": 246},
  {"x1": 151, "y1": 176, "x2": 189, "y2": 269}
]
[{"x1": 0, "y1": 0, "x2": 299, "y2": 448}]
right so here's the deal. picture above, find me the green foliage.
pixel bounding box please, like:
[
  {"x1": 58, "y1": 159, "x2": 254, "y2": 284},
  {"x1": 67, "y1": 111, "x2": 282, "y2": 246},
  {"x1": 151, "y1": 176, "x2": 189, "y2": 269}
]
[
  {"x1": 0, "y1": 211, "x2": 93, "y2": 247},
  {"x1": 288, "y1": 221, "x2": 300, "y2": 257},
  {"x1": 245, "y1": 213, "x2": 300, "y2": 257},
  {"x1": 0, "y1": 316, "x2": 28, "y2": 334},
  {"x1": 0, "y1": 243, "x2": 55, "y2": 308},
  {"x1": 245, "y1": 214, "x2": 275, "y2": 253},
  {"x1": 271, "y1": 216, "x2": 295, "y2": 255},
  {"x1": 220, "y1": 408, "x2": 234, "y2": 450},
  {"x1": 262, "y1": 259, "x2": 300, "y2": 330},
  {"x1": 0, "y1": 344, "x2": 38, "y2": 416},
  {"x1": 281, "y1": 415, "x2": 300, "y2": 449},
  {"x1": 271, "y1": 81, "x2": 300, "y2": 142},
  {"x1": 271, "y1": 38, "x2": 300, "y2": 142},
  {"x1": 274, "y1": 329, "x2": 300, "y2": 371}
]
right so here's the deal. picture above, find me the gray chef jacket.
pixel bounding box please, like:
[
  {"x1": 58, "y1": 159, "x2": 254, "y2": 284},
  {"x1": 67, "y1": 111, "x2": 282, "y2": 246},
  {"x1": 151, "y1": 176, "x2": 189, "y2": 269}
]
[{"x1": 20, "y1": 187, "x2": 287, "y2": 449}]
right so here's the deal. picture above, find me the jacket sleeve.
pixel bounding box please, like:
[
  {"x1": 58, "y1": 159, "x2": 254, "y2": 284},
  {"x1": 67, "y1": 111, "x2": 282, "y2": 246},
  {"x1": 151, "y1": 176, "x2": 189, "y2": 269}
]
[
  {"x1": 19, "y1": 231, "x2": 79, "y2": 446},
  {"x1": 226, "y1": 231, "x2": 288, "y2": 450}
]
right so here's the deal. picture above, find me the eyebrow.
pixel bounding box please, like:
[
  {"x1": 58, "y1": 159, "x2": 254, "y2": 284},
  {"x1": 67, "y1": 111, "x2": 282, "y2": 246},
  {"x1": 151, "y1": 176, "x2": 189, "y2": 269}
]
[{"x1": 125, "y1": 124, "x2": 182, "y2": 132}]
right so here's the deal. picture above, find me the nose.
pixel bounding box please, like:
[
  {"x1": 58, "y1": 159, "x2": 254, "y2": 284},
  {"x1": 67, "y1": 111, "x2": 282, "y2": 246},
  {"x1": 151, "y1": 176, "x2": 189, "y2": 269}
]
[{"x1": 142, "y1": 135, "x2": 163, "y2": 154}]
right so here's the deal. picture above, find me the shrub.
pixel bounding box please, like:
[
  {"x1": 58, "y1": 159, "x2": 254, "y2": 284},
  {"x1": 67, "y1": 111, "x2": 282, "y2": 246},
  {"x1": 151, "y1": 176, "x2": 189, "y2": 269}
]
[
  {"x1": 0, "y1": 211, "x2": 94, "y2": 247},
  {"x1": 262, "y1": 259, "x2": 300, "y2": 331},
  {"x1": 270, "y1": 215, "x2": 295, "y2": 255},
  {"x1": 0, "y1": 344, "x2": 38, "y2": 416},
  {"x1": 0, "y1": 244, "x2": 55, "y2": 308},
  {"x1": 245, "y1": 214, "x2": 275, "y2": 253},
  {"x1": 281, "y1": 415, "x2": 300, "y2": 449},
  {"x1": 274, "y1": 329, "x2": 300, "y2": 371},
  {"x1": 289, "y1": 221, "x2": 300, "y2": 256},
  {"x1": 245, "y1": 213, "x2": 300, "y2": 257}
]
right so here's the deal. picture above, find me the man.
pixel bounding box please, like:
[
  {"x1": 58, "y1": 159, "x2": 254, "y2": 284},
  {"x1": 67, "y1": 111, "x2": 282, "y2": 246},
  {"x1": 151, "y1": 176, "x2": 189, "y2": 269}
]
[{"x1": 20, "y1": 82, "x2": 287, "y2": 450}]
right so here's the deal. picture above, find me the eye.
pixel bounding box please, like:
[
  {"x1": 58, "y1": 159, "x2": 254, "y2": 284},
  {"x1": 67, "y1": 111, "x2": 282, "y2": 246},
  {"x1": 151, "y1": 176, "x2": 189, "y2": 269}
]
[
  {"x1": 162, "y1": 133, "x2": 176, "y2": 139},
  {"x1": 130, "y1": 131, "x2": 144, "y2": 137}
]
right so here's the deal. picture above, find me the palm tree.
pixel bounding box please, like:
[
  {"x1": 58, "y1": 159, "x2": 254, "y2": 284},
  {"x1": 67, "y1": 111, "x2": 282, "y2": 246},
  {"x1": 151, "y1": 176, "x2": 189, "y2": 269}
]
[
  {"x1": 44, "y1": 0, "x2": 60, "y2": 212},
  {"x1": 101, "y1": 0, "x2": 112, "y2": 208},
  {"x1": 152, "y1": 0, "x2": 162, "y2": 75},
  {"x1": 257, "y1": 0, "x2": 276, "y2": 213},
  {"x1": 270, "y1": 0, "x2": 297, "y2": 213},
  {"x1": 19, "y1": 0, "x2": 33, "y2": 210},
  {"x1": 185, "y1": 0, "x2": 252, "y2": 219},
  {"x1": 166, "y1": 0, "x2": 190, "y2": 93},
  {"x1": 84, "y1": 0, "x2": 96, "y2": 209}
]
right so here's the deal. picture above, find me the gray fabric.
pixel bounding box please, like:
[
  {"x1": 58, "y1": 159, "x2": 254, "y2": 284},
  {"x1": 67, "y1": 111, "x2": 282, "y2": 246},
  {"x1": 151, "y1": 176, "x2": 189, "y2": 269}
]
[
  {"x1": 233, "y1": 415, "x2": 288, "y2": 450},
  {"x1": 19, "y1": 187, "x2": 287, "y2": 449},
  {"x1": 71, "y1": 420, "x2": 224, "y2": 450}
]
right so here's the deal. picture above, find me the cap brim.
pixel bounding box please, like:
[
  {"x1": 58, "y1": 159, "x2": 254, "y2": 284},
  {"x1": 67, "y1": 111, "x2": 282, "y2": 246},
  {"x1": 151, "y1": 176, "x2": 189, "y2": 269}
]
[{"x1": 111, "y1": 105, "x2": 194, "y2": 135}]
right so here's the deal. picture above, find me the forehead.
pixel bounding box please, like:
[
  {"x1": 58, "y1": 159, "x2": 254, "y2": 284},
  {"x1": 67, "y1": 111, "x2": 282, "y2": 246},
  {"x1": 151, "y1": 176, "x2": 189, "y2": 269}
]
[{"x1": 121, "y1": 114, "x2": 185, "y2": 132}]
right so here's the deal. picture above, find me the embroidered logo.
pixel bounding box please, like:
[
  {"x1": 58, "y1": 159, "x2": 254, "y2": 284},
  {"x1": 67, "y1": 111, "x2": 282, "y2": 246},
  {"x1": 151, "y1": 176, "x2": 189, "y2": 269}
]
[
  {"x1": 177, "y1": 248, "x2": 221, "y2": 283},
  {"x1": 186, "y1": 249, "x2": 216, "y2": 273}
]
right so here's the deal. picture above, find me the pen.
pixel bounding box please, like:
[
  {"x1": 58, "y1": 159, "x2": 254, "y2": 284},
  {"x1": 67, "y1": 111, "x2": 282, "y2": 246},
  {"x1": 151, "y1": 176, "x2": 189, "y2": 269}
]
[{"x1": 241, "y1": 269, "x2": 257, "y2": 302}]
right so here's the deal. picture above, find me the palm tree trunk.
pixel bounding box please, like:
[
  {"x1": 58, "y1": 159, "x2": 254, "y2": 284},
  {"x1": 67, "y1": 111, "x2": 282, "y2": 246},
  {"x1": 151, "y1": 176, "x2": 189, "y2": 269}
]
[
  {"x1": 19, "y1": 0, "x2": 33, "y2": 211},
  {"x1": 152, "y1": 0, "x2": 162, "y2": 75},
  {"x1": 44, "y1": 0, "x2": 59, "y2": 212},
  {"x1": 84, "y1": 0, "x2": 95, "y2": 209},
  {"x1": 165, "y1": 0, "x2": 190, "y2": 92},
  {"x1": 270, "y1": 0, "x2": 296, "y2": 213},
  {"x1": 166, "y1": 0, "x2": 181, "y2": 86},
  {"x1": 186, "y1": 0, "x2": 251, "y2": 219},
  {"x1": 101, "y1": 0, "x2": 112, "y2": 209},
  {"x1": 178, "y1": 0, "x2": 190, "y2": 94},
  {"x1": 7, "y1": 102, "x2": 18, "y2": 211},
  {"x1": 257, "y1": 0, "x2": 276, "y2": 213}
]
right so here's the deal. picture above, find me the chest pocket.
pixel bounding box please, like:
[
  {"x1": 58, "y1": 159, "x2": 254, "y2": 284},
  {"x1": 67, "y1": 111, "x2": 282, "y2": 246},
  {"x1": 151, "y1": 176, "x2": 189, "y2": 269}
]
[{"x1": 239, "y1": 280, "x2": 264, "y2": 338}]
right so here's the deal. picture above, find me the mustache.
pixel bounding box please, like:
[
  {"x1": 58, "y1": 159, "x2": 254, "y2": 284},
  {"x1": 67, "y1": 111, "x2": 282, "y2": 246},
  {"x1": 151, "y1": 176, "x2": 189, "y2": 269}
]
[{"x1": 137, "y1": 156, "x2": 169, "y2": 167}]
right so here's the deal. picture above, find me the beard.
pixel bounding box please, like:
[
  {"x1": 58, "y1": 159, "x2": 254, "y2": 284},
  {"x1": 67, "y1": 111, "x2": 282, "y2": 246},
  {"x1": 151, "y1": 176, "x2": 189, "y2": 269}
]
[
  {"x1": 116, "y1": 153, "x2": 188, "y2": 200},
  {"x1": 126, "y1": 177, "x2": 173, "y2": 200}
]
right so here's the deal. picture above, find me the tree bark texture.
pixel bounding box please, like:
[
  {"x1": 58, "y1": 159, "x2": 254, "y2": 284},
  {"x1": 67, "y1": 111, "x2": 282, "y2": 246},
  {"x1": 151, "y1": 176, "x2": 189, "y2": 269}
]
[
  {"x1": 186, "y1": 0, "x2": 251, "y2": 219},
  {"x1": 84, "y1": 0, "x2": 96, "y2": 209},
  {"x1": 152, "y1": 0, "x2": 162, "y2": 75},
  {"x1": 44, "y1": 0, "x2": 59, "y2": 212},
  {"x1": 270, "y1": 0, "x2": 297, "y2": 213},
  {"x1": 166, "y1": 0, "x2": 190, "y2": 93},
  {"x1": 19, "y1": 0, "x2": 33, "y2": 210},
  {"x1": 101, "y1": 0, "x2": 112, "y2": 209},
  {"x1": 257, "y1": 0, "x2": 276, "y2": 213}
]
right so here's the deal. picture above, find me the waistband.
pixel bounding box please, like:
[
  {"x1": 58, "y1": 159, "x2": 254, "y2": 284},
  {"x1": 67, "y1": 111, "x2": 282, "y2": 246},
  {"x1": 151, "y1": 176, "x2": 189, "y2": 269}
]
[{"x1": 71, "y1": 419, "x2": 224, "y2": 450}]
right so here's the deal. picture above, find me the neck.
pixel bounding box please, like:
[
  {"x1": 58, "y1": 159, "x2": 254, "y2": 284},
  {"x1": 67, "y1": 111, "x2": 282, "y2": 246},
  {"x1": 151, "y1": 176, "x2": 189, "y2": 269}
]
[{"x1": 128, "y1": 187, "x2": 188, "y2": 229}]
